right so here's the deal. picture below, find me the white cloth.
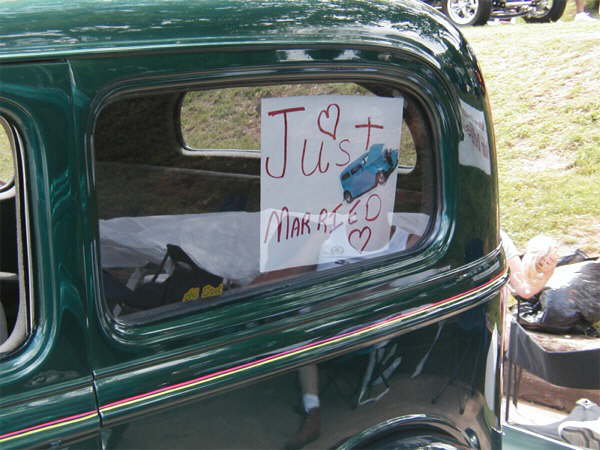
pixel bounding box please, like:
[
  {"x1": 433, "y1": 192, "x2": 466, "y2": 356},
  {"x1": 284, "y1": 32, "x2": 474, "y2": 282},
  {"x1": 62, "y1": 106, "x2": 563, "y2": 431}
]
[
  {"x1": 100, "y1": 212, "x2": 429, "y2": 285},
  {"x1": 317, "y1": 224, "x2": 410, "y2": 270},
  {"x1": 501, "y1": 229, "x2": 520, "y2": 261},
  {"x1": 317, "y1": 213, "x2": 428, "y2": 269},
  {"x1": 100, "y1": 212, "x2": 260, "y2": 285}
]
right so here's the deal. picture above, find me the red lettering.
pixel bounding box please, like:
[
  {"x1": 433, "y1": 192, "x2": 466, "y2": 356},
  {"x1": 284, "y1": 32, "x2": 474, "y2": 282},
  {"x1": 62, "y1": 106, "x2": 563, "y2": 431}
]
[
  {"x1": 365, "y1": 194, "x2": 382, "y2": 222},
  {"x1": 330, "y1": 202, "x2": 344, "y2": 234},
  {"x1": 355, "y1": 117, "x2": 384, "y2": 151},
  {"x1": 291, "y1": 217, "x2": 301, "y2": 238},
  {"x1": 317, "y1": 208, "x2": 328, "y2": 233},
  {"x1": 301, "y1": 139, "x2": 330, "y2": 176},
  {"x1": 263, "y1": 207, "x2": 290, "y2": 243},
  {"x1": 348, "y1": 226, "x2": 372, "y2": 252},
  {"x1": 317, "y1": 104, "x2": 340, "y2": 140},
  {"x1": 301, "y1": 212, "x2": 311, "y2": 235},
  {"x1": 348, "y1": 199, "x2": 360, "y2": 225},
  {"x1": 265, "y1": 107, "x2": 306, "y2": 178},
  {"x1": 336, "y1": 138, "x2": 351, "y2": 167}
]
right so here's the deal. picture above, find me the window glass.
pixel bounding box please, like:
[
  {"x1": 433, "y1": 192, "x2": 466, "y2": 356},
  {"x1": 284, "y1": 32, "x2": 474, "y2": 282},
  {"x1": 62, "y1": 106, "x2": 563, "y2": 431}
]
[
  {"x1": 181, "y1": 83, "x2": 368, "y2": 151},
  {"x1": 95, "y1": 82, "x2": 434, "y2": 321},
  {"x1": 0, "y1": 117, "x2": 27, "y2": 353}
]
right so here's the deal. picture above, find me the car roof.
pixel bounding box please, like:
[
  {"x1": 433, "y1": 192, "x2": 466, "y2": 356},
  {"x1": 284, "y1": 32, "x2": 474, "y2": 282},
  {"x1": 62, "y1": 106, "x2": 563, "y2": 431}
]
[
  {"x1": 368, "y1": 144, "x2": 385, "y2": 152},
  {"x1": 343, "y1": 154, "x2": 367, "y2": 172},
  {"x1": 0, "y1": 0, "x2": 464, "y2": 63}
]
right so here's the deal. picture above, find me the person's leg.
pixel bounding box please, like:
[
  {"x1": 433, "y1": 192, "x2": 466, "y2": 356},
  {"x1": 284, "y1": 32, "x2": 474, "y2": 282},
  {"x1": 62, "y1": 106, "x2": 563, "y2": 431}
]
[
  {"x1": 299, "y1": 364, "x2": 320, "y2": 412},
  {"x1": 574, "y1": 0, "x2": 598, "y2": 19},
  {"x1": 286, "y1": 365, "x2": 321, "y2": 449}
]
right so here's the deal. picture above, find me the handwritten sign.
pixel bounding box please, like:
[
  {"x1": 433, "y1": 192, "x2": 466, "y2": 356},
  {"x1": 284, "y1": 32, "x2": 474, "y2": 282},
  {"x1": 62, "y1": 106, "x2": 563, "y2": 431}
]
[
  {"x1": 260, "y1": 95, "x2": 404, "y2": 273},
  {"x1": 459, "y1": 100, "x2": 491, "y2": 175}
]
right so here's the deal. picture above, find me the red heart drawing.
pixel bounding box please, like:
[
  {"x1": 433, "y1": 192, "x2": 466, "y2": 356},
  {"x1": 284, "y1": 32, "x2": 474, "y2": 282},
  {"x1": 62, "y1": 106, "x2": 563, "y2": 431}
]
[
  {"x1": 348, "y1": 226, "x2": 372, "y2": 252},
  {"x1": 317, "y1": 104, "x2": 340, "y2": 140}
]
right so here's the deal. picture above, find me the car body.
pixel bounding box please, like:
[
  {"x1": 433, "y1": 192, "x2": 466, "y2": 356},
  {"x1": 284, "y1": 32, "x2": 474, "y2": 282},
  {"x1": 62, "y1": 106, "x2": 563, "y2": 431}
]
[
  {"x1": 340, "y1": 144, "x2": 399, "y2": 203},
  {"x1": 0, "y1": 1, "x2": 513, "y2": 449}
]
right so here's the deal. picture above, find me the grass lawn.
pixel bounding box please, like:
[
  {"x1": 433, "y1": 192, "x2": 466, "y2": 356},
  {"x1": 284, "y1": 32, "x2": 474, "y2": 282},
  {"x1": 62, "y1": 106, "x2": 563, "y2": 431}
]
[
  {"x1": 463, "y1": 20, "x2": 600, "y2": 255},
  {"x1": 0, "y1": 125, "x2": 14, "y2": 183}
]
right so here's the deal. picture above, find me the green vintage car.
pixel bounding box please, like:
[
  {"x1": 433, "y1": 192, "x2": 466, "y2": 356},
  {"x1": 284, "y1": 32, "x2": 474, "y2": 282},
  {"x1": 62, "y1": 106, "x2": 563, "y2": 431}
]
[{"x1": 0, "y1": 0, "x2": 521, "y2": 448}]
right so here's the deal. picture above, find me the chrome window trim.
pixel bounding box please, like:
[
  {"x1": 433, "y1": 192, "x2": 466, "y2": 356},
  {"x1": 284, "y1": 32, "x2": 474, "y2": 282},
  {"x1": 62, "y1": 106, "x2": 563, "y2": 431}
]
[{"x1": 0, "y1": 115, "x2": 33, "y2": 354}]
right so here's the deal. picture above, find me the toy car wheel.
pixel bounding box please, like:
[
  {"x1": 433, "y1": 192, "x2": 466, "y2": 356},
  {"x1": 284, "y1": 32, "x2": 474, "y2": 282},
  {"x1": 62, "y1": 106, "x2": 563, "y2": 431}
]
[
  {"x1": 344, "y1": 190, "x2": 353, "y2": 203},
  {"x1": 384, "y1": 148, "x2": 393, "y2": 165},
  {"x1": 442, "y1": 0, "x2": 492, "y2": 26},
  {"x1": 524, "y1": 0, "x2": 567, "y2": 22},
  {"x1": 376, "y1": 171, "x2": 386, "y2": 185}
]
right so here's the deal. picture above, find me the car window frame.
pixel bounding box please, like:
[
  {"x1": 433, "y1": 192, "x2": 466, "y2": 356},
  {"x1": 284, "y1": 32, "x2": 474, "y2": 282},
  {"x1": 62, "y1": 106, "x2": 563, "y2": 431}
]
[
  {"x1": 0, "y1": 114, "x2": 33, "y2": 356},
  {"x1": 91, "y1": 69, "x2": 443, "y2": 334}
]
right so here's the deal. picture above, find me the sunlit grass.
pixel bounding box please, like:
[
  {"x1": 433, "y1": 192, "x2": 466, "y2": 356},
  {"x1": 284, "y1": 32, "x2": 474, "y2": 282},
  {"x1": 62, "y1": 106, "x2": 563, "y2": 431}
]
[
  {"x1": 181, "y1": 83, "x2": 369, "y2": 151},
  {"x1": 0, "y1": 124, "x2": 14, "y2": 184},
  {"x1": 463, "y1": 22, "x2": 600, "y2": 254}
]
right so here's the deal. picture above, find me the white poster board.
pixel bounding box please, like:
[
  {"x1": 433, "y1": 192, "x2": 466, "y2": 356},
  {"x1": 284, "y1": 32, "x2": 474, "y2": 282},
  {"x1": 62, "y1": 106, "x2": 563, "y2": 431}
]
[
  {"x1": 260, "y1": 95, "x2": 404, "y2": 272},
  {"x1": 459, "y1": 100, "x2": 491, "y2": 175}
]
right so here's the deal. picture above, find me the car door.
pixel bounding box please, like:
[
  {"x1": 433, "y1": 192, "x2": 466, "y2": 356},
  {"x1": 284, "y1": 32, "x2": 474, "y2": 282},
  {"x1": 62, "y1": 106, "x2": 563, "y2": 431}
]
[
  {"x1": 350, "y1": 157, "x2": 371, "y2": 197},
  {"x1": 69, "y1": 44, "x2": 470, "y2": 448},
  {"x1": 0, "y1": 62, "x2": 101, "y2": 449}
]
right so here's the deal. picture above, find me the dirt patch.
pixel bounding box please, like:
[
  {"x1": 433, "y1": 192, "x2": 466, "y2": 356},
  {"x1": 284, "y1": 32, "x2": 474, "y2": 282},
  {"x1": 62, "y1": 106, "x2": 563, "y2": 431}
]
[
  {"x1": 512, "y1": 369, "x2": 600, "y2": 413},
  {"x1": 532, "y1": 331, "x2": 600, "y2": 352}
]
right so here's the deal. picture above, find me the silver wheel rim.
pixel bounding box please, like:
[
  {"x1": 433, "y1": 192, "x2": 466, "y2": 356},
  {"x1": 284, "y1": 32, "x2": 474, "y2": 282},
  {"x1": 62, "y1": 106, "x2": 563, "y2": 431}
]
[
  {"x1": 528, "y1": 0, "x2": 553, "y2": 18},
  {"x1": 447, "y1": 0, "x2": 480, "y2": 24}
]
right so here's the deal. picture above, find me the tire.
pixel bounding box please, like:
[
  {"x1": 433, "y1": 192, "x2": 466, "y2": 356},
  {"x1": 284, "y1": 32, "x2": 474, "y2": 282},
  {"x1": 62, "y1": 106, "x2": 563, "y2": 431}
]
[
  {"x1": 350, "y1": 430, "x2": 468, "y2": 450},
  {"x1": 524, "y1": 0, "x2": 567, "y2": 22},
  {"x1": 343, "y1": 190, "x2": 353, "y2": 203},
  {"x1": 384, "y1": 148, "x2": 393, "y2": 165},
  {"x1": 442, "y1": 0, "x2": 492, "y2": 26}
]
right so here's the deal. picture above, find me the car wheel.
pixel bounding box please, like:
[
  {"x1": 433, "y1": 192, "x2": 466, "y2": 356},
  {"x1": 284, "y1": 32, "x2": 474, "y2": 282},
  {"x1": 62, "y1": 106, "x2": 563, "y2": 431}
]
[
  {"x1": 344, "y1": 190, "x2": 353, "y2": 203},
  {"x1": 524, "y1": 0, "x2": 567, "y2": 22},
  {"x1": 442, "y1": 0, "x2": 492, "y2": 26},
  {"x1": 384, "y1": 148, "x2": 393, "y2": 165},
  {"x1": 376, "y1": 171, "x2": 386, "y2": 185}
]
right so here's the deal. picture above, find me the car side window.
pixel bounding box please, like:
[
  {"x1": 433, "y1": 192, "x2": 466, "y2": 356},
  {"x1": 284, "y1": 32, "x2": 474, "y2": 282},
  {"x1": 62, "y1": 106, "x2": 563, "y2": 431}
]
[
  {"x1": 94, "y1": 82, "x2": 435, "y2": 322},
  {"x1": 0, "y1": 117, "x2": 30, "y2": 354}
]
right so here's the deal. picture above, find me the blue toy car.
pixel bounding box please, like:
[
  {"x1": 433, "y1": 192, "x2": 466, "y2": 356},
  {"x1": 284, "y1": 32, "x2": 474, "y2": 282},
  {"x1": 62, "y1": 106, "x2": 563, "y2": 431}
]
[{"x1": 340, "y1": 144, "x2": 399, "y2": 202}]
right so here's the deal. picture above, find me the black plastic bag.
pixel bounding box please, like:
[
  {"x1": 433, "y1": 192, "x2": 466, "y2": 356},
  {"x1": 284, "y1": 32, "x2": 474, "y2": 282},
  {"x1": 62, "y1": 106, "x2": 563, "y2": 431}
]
[
  {"x1": 129, "y1": 244, "x2": 224, "y2": 309},
  {"x1": 518, "y1": 260, "x2": 600, "y2": 335}
]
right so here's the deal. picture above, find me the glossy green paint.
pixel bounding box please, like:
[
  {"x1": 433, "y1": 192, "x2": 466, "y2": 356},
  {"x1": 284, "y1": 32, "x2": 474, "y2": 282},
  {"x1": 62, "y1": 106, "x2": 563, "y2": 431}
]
[
  {"x1": 80, "y1": 54, "x2": 498, "y2": 450},
  {"x1": 0, "y1": 63, "x2": 100, "y2": 448},
  {"x1": 94, "y1": 270, "x2": 506, "y2": 423},
  {"x1": 96, "y1": 295, "x2": 506, "y2": 448},
  {"x1": 0, "y1": 1, "x2": 504, "y2": 448},
  {"x1": 0, "y1": 0, "x2": 462, "y2": 61}
]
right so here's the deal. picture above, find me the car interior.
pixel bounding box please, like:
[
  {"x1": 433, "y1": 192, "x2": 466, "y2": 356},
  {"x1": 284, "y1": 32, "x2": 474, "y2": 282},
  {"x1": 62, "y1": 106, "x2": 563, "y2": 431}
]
[{"x1": 94, "y1": 81, "x2": 436, "y2": 321}]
